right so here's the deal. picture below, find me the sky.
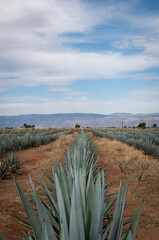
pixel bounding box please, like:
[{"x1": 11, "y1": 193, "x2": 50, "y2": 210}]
[{"x1": 0, "y1": 0, "x2": 159, "y2": 115}]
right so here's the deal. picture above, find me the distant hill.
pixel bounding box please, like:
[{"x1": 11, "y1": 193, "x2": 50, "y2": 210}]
[{"x1": 0, "y1": 113, "x2": 159, "y2": 128}]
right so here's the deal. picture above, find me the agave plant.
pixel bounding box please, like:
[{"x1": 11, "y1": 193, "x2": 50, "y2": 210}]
[
  {"x1": 135, "y1": 162, "x2": 149, "y2": 181},
  {"x1": 5, "y1": 153, "x2": 23, "y2": 173},
  {"x1": 63, "y1": 131, "x2": 99, "y2": 182},
  {"x1": 12, "y1": 174, "x2": 142, "y2": 240},
  {"x1": 0, "y1": 153, "x2": 23, "y2": 180}
]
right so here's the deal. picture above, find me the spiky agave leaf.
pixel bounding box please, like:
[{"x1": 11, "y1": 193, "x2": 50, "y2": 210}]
[
  {"x1": 69, "y1": 177, "x2": 85, "y2": 240},
  {"x1": 108, "y1": 178, "x2": 129, "y2": 240},
  {"x1": 14, "y1": 175, "x2": 58, "y2": 240},
  {"x1": 14, "y1": 178, "x2": 42, "y2": 240},
  {"x1": 29, "y1": 175, "x2": 57, "y2": 240},
  {"x1": 89, "y1": 172, "x2": 102, "y2": 240},
  {"x1": 38, "y1": 175, "x2": 59, "y2": 221},
  {"x1": 122, "y1": 201, "x2": 143, "y2": 240},
  {"x1": 54, "y1": 173, "x2": 69, "y2": 240}
]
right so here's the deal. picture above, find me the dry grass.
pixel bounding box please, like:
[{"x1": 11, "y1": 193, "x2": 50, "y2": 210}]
[{"x1": 90, "y1": 133, "x2": 159, "y2": 180}]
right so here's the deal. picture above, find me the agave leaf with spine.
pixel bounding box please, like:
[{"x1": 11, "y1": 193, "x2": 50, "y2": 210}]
[
  {"x1": 108, "y1": 178, "x2": 129, "y2": 240},
  {"x1": 122, "y1": 200, "x2": 143, "y2": 240},
  {"x1": 14, "y1": 178, "x2": 42, "y2": 240},
  {"x1": 29, "y1": 175, "x2": 57, "y2": 240},
  {"x1": 69, "y1": 177, "x2": 85, "y2": 240}
]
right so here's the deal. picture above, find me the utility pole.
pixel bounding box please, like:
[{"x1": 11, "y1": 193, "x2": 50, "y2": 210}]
[
  {"x1": 121, "y1": 120, "x2": 124, "y2": 129},
  {"x1": 120, "y1": 114, "x2": 124, "y2": 128},
  {"x1": 150, "y1": 117, "x2": 152, "y2": 128}
]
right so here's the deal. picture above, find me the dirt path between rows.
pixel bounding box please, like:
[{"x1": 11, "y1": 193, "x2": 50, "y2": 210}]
[
  {"x1": 0, "y1": 132, "x2": 78, "y2": 240},
  {"x1": 88, "y1": 132, "x2": 159, "y2": 240}
]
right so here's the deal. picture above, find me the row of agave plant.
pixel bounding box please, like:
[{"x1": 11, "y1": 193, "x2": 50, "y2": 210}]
[
  {"x1": 0, "y1": 129, "x2": 74, "y2": 157},
  {"x1": 0, "y1": 131, "x2": 143, "y2": 240},
  {"x1": 92, "y1": 129, "x2": 159, "y2": 158}
]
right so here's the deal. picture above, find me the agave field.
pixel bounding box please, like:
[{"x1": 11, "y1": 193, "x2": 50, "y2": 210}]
[
  {"x1": 0, "y1": 129, "x2": 74, "y2": 181},
  {"x1": 0, "y1": 129, "x2": 159, "y2": 239},
  {"x1": 0, "y1": 129, "x2": 74, "y2": 157},
  {"x1": 92, "y1": 129, "x2": 159, "y2": 158}
]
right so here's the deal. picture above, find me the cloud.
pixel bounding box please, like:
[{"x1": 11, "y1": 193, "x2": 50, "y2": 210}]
[
  {"x1": 113, "y1": 37, "x2": 159, "y2": 58},
  {"x1": 0, "y1": 50, "x2": 158, "y2": 92},
  {"x1": 111, "y1": 82, "x2": 159, "y2": 113},
  {"x1": 0, "y1": 95, "x2": 53, "y2": 103},
  {"x1": 1, "y1": 83, "x2": 159, "y2": 115},
  {"x1": 125, "y1": 83, "x2": 159, "y2": 99},
  {"x1": 0, "y1": 99, "x2": 112, "y2": 115},
  {"x1": 1, "y1": 1, "x2": 159, "y2": 87},
  {"x1": 79, "y1": 96, "x2": 89, "y2": 101},
  {"x1": 1, "y1": 1, "x2": 159, "y2": 80},
  {"x1": 0, "y1": 0, "x2": 113, "y2": 91},
  {"x1": 48, "y1": 86, "x2": 89, "y2": 96},
  {"x1": 1, "y1": 96, "x2": 158, "y2": 116},
  {"x1": 0, "y1": 0, "x2": 109, "y2": 49}
]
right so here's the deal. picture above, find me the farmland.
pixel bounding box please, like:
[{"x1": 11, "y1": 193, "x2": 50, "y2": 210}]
[
  {"x1": 92, "y1": 129, "x2": 159, "y2": 158},
  {"x1": 0, "y1": 128, "x2": 159, "y2": 239},
  {"x1": 0, "y1": 128, "x2": 74, "y2": 157}
]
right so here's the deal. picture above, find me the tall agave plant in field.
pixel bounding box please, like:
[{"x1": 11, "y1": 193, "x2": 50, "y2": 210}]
[
  {"x1": 12, "y1": 174, "x2": 142, "y2": 240},
  {"x1": 6, "y1": 153, "x2": 23, "y2": 173},
  {"x1": 0, "y1": 131, "x2": 143, "y2": 240},
  {"x1": 63, "y1": 131, "x2": 99, "y2": 184}
]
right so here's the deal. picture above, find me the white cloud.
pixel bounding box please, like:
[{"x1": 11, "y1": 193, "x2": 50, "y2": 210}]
[
  {"x1": 0, "y1": 95, "x2": 53, "y2": 103},
  {"x1": 113, "y1": 37, "x2": 159, "y2": 57},
  {"x1": 1, "y1": 96, "x2": 158, "y2": 116},
  {"x1": 0, "y1": 50, "x2": 158, "y2": 91},
  {"x1": 79, "y1": 96, "x2": 89, "y2": 101},
  {"x1": 0, "y1": 99, "x2": 112, "y2": 115},
  {"x1": 125, "y1": 83, "x2": 159, "y2": 99},
  {"x1": 0, "y1": 0, "x2": 109, "y2": 50},
  {"x1": 1, "y1": 0, "x2": 159, "y2": 90},
  {"x1": 0, "y1": 2, "x2": 159, "y2": 78},
  {"x1": 48, "y1": 86, "x2": 89, "y2": 96},
  {"x1": 1, "y1": 82, "x2": 159, "y2": 115}
]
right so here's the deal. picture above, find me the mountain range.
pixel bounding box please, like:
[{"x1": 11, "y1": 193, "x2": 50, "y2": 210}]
[{"x1": 0, "y1": 113, "x2": 159, "y2": 128}]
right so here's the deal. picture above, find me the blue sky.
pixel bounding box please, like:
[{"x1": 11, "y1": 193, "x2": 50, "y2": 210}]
[{"x1": 0, "y1": 0, "x2": 159, "y2": 115}]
